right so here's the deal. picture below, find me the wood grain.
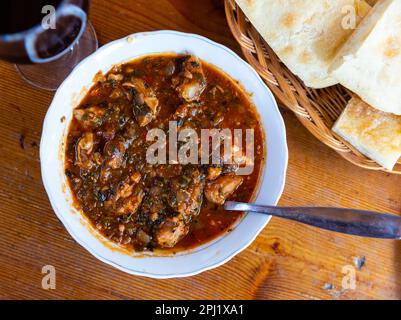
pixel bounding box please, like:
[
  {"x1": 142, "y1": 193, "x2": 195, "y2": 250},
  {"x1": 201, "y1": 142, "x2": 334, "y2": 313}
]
[{"x1": 0, "y1": 0, "x2": 400, "y2": 300}]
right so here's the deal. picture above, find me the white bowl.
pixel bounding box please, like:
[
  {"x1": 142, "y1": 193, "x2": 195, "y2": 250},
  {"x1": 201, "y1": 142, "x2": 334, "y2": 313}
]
[{"x1": 40, "y1": 30, "x2": 288, "y2": 278}]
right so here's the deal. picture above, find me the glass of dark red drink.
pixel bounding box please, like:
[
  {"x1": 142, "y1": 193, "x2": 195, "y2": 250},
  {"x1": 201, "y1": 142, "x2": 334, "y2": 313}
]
[{"x1": 0, "y1": 0, "x2": 98, "y2": 90}]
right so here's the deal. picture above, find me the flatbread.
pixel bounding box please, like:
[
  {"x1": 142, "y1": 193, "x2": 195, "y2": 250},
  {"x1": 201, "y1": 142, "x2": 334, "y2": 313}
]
[
  {"x1": 330, "y1": 0, "x2": 401, "y2": 114},
  {"x1": 235, "y1": 0, "x2": 370, "y2": 88},
  {"x1": 333, "y1": 96, "x2": 401, "y2": 170}
]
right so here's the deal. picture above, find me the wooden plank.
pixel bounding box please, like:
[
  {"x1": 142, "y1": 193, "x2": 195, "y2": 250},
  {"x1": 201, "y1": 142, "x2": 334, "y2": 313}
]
[{"x1": 0, "y1": 0, "x2": 400, "y2": 300}]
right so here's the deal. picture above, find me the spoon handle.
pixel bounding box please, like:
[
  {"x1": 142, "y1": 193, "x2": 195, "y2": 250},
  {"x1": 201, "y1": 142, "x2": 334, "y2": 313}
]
[{"x1": 224, "y1": 201, "x2": 401, "y2": 239}]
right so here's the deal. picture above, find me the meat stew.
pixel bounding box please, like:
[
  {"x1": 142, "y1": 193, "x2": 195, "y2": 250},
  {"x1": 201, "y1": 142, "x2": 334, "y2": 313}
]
[{"x1": 65, "y1": 53, "x2": 265, "y2": 252}]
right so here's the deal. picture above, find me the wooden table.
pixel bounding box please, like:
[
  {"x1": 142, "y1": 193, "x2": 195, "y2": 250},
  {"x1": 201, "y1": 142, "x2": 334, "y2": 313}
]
[{"x1": 1, "y1": 0, "x2": 400, "y2": 300}]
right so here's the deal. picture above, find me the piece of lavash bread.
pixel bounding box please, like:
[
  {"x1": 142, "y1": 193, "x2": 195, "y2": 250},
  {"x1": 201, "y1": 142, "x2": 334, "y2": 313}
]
[
  {"x1": 333, "y1": 96, "x2": 401, "y2": 170},
  {"x1": 330, "y1": 0, "x2": 401, "y2": 114},
  {"x1": 235, "y1": 0, "x2": 370, "y2": 88}
]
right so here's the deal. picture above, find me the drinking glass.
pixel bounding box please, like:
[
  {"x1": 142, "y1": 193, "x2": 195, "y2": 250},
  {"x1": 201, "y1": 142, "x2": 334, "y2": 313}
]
[{"x1": 0, "y1": 0, "x2": 98, "y2": 91}]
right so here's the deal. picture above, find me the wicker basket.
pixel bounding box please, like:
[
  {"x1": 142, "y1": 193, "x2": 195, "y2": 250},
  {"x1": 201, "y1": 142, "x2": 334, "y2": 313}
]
[{"x1": 225, "y1": 0, "x2": 401, "y2": 174}]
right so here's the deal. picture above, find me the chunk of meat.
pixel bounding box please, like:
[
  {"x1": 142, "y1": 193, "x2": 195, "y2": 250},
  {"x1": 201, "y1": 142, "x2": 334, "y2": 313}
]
[
  {"x1": 204, "y1": 174, "x2": 243, "y2": 205},
  {"x1": 116, "y1": 189, "x2": 145, "y2": 215},
  {"x1": 173, "y1": 104, "x2": 190, "y2": 119},
  {"x1": 103, "y1": 139, "x2": 126, "y2": 169},
  {"x1": 207, "y1": 138, "x2": 254, "y2": 174},
  {"x1": 140, "y1": 167, "x2": 205, "y2": 248},
  {"x1": 100, "y1": 139, "x2": 135, "y2": 184},
  {"x1": 73, "y1": 106, "x2": 106, "y2": 128},
  {"x1": 130, "y1": 172, "x2": 141, "y2": 183},
  {"x1": 144, "y1": 97, "x2": 158, "y2": 113},
  {"x1": 169, "y1": 168, "x2": 205, "y2": 219},
  {"x1": 113, "y1": 173, "x2": 142, "y2": 202},
  {"x1": 172, "y1": 103, "x2": 203, "y2": 120},
  {"x1": 174, "y1": 56, "x2": 206, "y2": 102},
  {"x1": 108, "y1": 73, "x2": 124, "y2": 81},
  {"x1": 115, "y1": 182, "x2": 134, "y2": 201},
  {"x1": 153, "y1": 217, "x2": 188, "y2": 248},
  {"x1": 175, "y1": 181, "x2": 204, "y2": 218},
  {"x1": 178, "y1": 81, "x2": 205, "y2": 102},
  {"x1": 75, "y1": 132, "x2": 95, "y2": 169},
  {"x1": 152, "y1": 168, "x2": 205, "y2": 248},
  {"x1": 123, "y1": 78, "x2": 159, "y2": 126},
  {"x1": 134, "y1": 104, "x2": 155, "y2": 127},
  {"x1": 207, "y1": 167, "x2": 222, "y2": 181},
  {"x1": 136, "y1": 229, "x2": 151, "y2": 245}
]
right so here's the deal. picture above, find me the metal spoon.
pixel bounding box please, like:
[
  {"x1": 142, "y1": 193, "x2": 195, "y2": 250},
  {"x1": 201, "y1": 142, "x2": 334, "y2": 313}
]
[{"x1": 224, "y1": 201, "x2": 401, "y2": 239}]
